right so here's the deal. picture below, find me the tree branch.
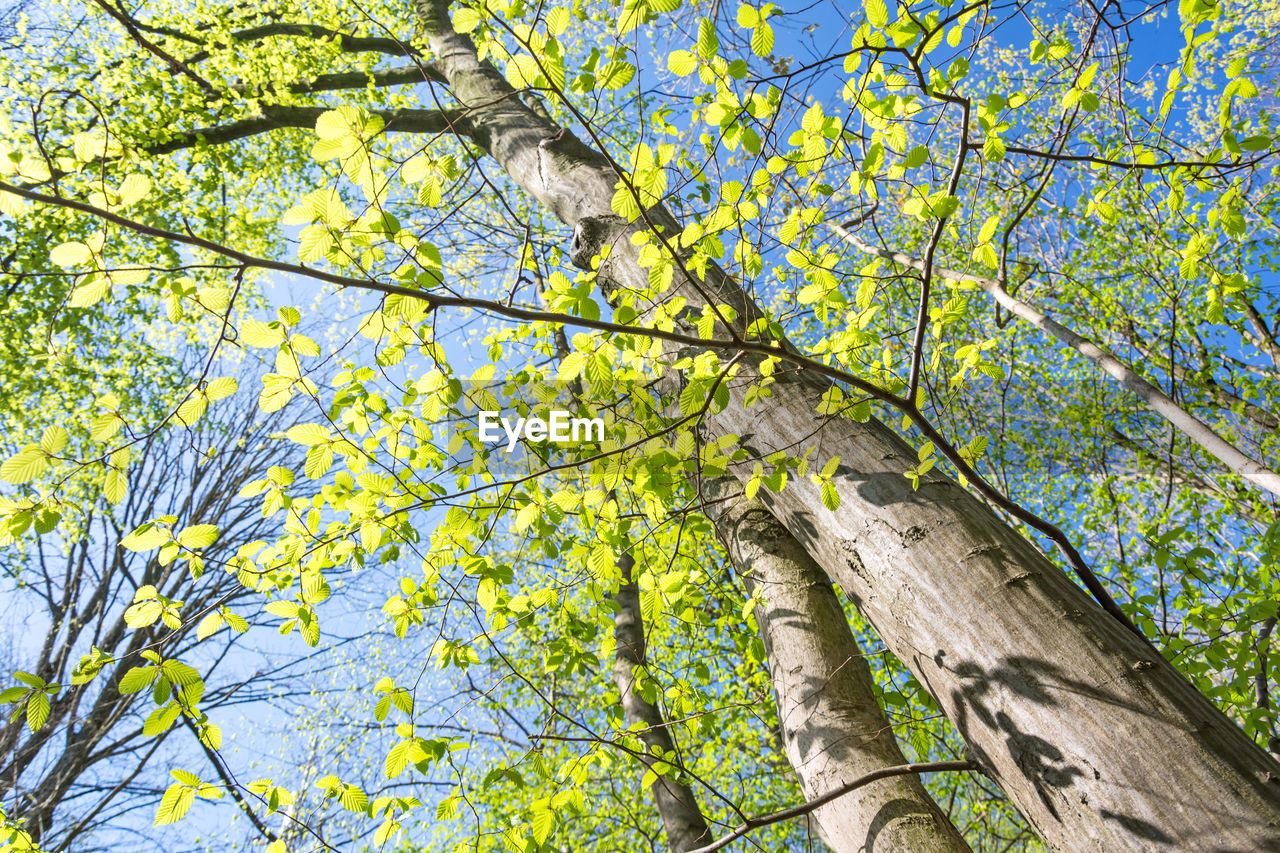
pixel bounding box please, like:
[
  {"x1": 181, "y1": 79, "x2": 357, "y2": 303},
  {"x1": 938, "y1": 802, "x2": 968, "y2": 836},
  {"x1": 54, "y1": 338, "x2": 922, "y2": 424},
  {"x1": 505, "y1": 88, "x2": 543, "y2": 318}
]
[
  {"x1": 684, "y1": 761, "x2": 979, "y2": 853},
  {"x1": 182, "y1": 717, "x2": 279, "y2": 842},
  {"x1": 144, "y1": 104, "x2": 465, "y2": 157},
  {"x1": 89, "y1": 0, "x2": 217, "y2": 94},
  {"x1": 184, "y1": 23, "x2": 421, "y2": 65},
  {"x1": 1241, "y1": 300, "x2": 1280, "y2": 371},
  {"x1": 832, "y1": 223, "x2": 1280, "y2": 497},
  {"x1": 1119, "y1": 326, "x2": 1279, "y2": 431},
  {"x1": 998, "y1": 143, "x2": 1272, "y2": 174}
]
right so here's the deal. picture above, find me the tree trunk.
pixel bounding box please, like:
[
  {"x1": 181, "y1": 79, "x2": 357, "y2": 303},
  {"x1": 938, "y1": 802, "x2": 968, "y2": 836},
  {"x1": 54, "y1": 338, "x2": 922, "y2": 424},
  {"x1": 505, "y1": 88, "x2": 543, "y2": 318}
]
[
  {"x1": 416, "y1": 6, "x2": 1280, "y2": 849},
  {"x1": 705, "y1": 479, "x2": 973, "y2": 853},
  {"x1": 697, "y1": 364, "x2": 1280, "y2": 851},
  {"x1": 611, "y1": 552, "x2": 713, "y2": 852}
]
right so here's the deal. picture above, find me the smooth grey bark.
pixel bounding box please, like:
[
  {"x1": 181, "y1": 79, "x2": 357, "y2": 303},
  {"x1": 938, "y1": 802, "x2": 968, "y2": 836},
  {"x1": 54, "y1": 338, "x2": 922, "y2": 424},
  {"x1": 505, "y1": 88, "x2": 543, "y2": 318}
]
[
  {"x1": 416, "y1": 5, "x2": 1280, "y2": 849},
  {"x1": 703, "y1": 479, "x2": 973, "y2": 853},
  {"x1": 611, "y1": 552, "x2": 713, "y2": 852},
  {"x1": 608, "y1": 486, "x2": 971, "y2": 852}
]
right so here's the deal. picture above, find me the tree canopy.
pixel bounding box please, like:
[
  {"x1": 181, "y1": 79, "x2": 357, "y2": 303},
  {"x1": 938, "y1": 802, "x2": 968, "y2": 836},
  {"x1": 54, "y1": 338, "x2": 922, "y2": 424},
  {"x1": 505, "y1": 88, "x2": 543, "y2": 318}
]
[{"x1": 0, "y1": 0, "x2": 1278, "y2": 850}]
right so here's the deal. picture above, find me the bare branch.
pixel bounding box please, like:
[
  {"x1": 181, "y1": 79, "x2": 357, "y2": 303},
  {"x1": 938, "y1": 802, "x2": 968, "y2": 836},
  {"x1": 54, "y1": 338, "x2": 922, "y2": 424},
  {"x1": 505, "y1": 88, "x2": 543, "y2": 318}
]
[
  {"x1": 145, "y1": 104, "x2": 465, "y2": 157},
  {"x1": 184, "y1": 23, "x2": 422, "y2": 65},
  {"x1": 684, "y1": 761, "x2": 980, "y2": 853}
]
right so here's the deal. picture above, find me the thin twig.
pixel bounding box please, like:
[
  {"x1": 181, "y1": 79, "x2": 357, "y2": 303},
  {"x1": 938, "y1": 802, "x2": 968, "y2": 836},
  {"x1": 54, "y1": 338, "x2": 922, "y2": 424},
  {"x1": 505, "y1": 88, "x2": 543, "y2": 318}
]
[{"x1": 684, "y1": 760, "x2": 979, "y2": 853}]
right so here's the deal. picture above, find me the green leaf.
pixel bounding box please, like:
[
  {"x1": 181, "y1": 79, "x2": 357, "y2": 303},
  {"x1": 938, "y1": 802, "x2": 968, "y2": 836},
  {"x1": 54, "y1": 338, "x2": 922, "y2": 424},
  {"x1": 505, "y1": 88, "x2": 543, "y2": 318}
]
[
  {"x1": 745, "y1": 462, "x2": 763, "y2": 499},
  {"x1": 40, "y1": 426, "x2": 68, "y2": 455},
  {"x1": 821, "y1": 481, "x2": 840, "y2": 511},
  {"x1": 50, "y1": 241, "x2": 91, "y2": 267},
  {"x1": 598, "y1": 60, "x2": 636, "y2": 90},
  {"x1": 821, "y1": 455, "x2": 841, "y2": 479},
  {"x1": 977, "y1": 214, "x2": 1000, "y2": 244},
  {"x1": 299, "y1": 225, "x2": 334, "y2": 263},
  {"x1": 340, "y1": 784, "x2": 369, "y2": 812},
  {"x1": 33, "y1": 508, "x2": 60, "y2": 535},
  {"x1": 865, "y1": 0, "x2": 888, "y2": 28},
  {"x1": 477, "y1": 577, "x2": 498, "y2": 612},
  {"x1": 903, "y1": 145, "x2": 929, "y2": 169},
  {"x1": 374, "y1": 820, "x2": 399, "y2": 846},
  {"x1": 287, "y1": 424, "x2": 332, "y2": 446},
  {"x1": 116, "y1": 174, "x2": 151, "y2": 207},
  {"x1": 751, "y1": 22, "x2": 773, "y2": 56},
  {"x1": 161, "y1": 660, "x2": 202, "y2": 686},
  {"x1": 90, "y1": 413, "x2": 123, "y2": 442},
  {"x1": 588, "y1": 544, "x2": 614, "y2": 578},
  {"x1": 546, "y1": 7, "x2": 571, "y2": 34},
  {"x1": 118, "y1": 666, "x2": 158, "y2": 694},
  {"x1": 12, "y1": 671, "x2": 43, "y2": 689},
  {"x1": 452, "y1": 6, "x2": 481, "y2": 32},
  {"x1": 385, "y1": 740, "x2": 411, "y2": 778},
  {"x1": 0, "y1": 188, "x2": 25, "y2": 217},
  {"x1": 68, "y1": 275, "x2": 112, "y2": 308},
  {"x1": 196, "y1": 611, "x2": 226, "y2": 640},
  {"x1": 155, "y1": 784, "x2": 195, "y2": 826},
  {"x1": 437, "y1": 793, "x2": 461, "y2": 820},
  {"x1": 258, "y1": 374, "x2": 296, "y2": 412},
  {"x1": 175, "y1": 395, "x2": 208, "y2": 427},
  {"x1": 531, "y1": 807, "x2": 554, "y2": 845},
  {"x1": 315, "y1": 106, "x2": 359, "y2": 141},
  {"x1": 122, "y1": 525, "x2": 169, "y2": 552},
  {"x1": 1, "y1": 447, "x2": 48, "y2": 483},
  {"x1": 143, "y1": 701, "x2": 181, "y2": 736},
  {"x1": 667, "y1": 50, "x2": 697, "y2": 76},
  {"x1": 696, "y1": 17, "x2": 718, "y2": 59},
  {"x1": 617, "y1": 0, "x2": 647, "y2": 34},
  {"x1": 201, "y1": 723, "x2": 222, "y2": 750},
  {"x1": 171, "y1": 769, "x2": 202, "y2": 787},
  {"x1": 26, "y1": 691, "x2": 50, "y2": 731},
  {"x1": 206, "y1": 377, "x2": 238, "y2": 400},
  {"x1": 240, "y1": 321, "x2": 285, "y2": 348},
  {"x1": 558, "y1": 352, "x2": 587, "y2": 381},
  {"x1": 176, "y1": 524, "x2": 218, "y2": 549}
]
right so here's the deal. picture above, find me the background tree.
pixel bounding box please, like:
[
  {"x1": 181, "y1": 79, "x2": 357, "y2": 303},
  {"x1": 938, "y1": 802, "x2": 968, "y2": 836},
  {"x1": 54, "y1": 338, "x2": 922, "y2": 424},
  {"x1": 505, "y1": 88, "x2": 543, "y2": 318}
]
[{"x1": 0, "y1": 374, "x2": 326, "y2": 848}]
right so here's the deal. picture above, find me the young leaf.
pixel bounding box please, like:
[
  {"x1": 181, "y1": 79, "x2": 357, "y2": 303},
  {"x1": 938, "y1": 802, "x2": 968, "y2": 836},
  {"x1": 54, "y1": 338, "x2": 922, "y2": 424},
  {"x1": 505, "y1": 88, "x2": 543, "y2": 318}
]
[
  {"x1": 26, "y1": 691, "x2": 50, "y2": 732},
  {"x1": 154, "y1": 784, "x2": 195, "y2": 826}
]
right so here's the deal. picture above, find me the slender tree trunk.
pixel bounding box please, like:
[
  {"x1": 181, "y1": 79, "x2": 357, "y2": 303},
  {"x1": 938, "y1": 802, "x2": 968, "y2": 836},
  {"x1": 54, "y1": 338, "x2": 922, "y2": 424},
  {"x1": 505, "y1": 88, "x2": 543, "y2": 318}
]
[
  {"x1": 611, "y1": 552, "x2": 713, "y2": 852},
  {"x1": 704, "y1": 479, "x2": 973, "y2": 853},
  {"x1": 561, "y1": 270, "x2": 963, "y2": 851},
  {"x1": 416, "y1": 6, "x2": 1280, "y2": 849},
  {"x1": 614, "y1": 487, "x2": 973, "y2": 852},
  {"x1": 549, "y1": 276, "x2": 712, "y2": 850}
]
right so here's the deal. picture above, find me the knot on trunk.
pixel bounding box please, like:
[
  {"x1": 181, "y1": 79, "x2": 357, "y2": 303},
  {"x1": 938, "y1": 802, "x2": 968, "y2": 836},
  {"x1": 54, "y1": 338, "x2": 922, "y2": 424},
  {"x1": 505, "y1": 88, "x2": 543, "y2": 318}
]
[
  {"x1": 569, "y1": 214, "x2": 629, "y2": 271},
  {"x1": 413, "y1": 0, "x2": 452, "y2": 31}
]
